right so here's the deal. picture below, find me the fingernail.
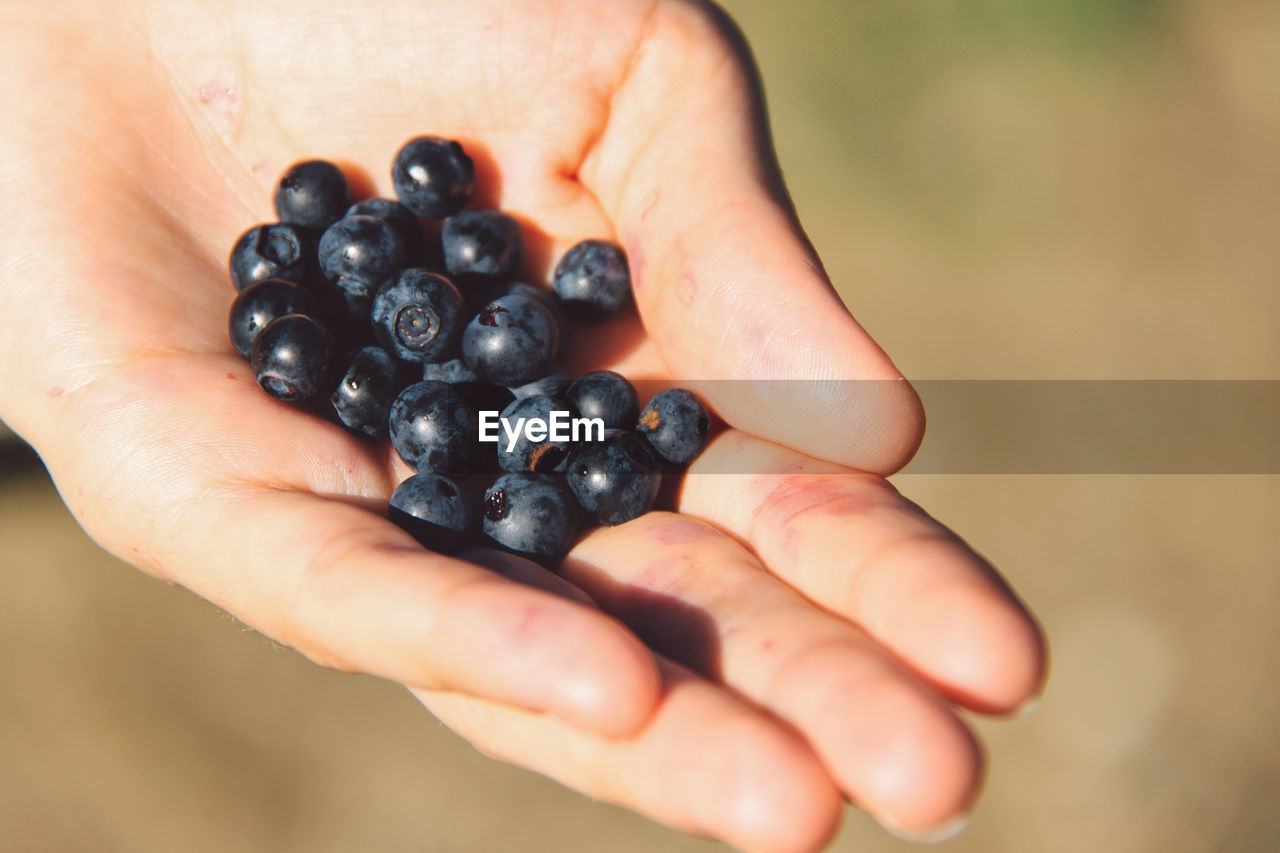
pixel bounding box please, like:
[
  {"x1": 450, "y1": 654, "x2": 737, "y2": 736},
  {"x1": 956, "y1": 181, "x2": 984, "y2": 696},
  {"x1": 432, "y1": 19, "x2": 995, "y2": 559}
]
[
  {"x1": 876, "y1": 811, "x2": 972, "y2": 844},
  {"x1": 1014, "y1": 693, "x2": 1042, "y2": 719}
]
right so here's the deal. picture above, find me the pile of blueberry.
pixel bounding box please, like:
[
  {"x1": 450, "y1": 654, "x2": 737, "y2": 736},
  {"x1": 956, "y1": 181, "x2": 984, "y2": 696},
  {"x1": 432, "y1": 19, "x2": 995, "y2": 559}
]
[{"x1": 228, "y1": 136, "x2": 711, "y2": 562}]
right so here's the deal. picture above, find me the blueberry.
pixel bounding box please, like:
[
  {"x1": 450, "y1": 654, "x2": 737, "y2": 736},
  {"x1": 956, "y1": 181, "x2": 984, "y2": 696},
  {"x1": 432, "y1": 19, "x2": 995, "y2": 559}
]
[
  {"x1": 332, "y1": 290, "x2": 377, "y2": 346},
  {"x1": 371, "y1": 269, "x2": 464, "y2": 363},
  {"x1": 464, "y1": 282, "x2": 568, "y2": 356},
  {"x1": 318, "y1": 214, "x2": 406, "y2": 297},
  {"x1": 229, "y1": 223, "x2": 313, "y2": 291},
  {"x1": 460, "y1": 294, "x2": 558, "y2": 385},
  {"x1": 422, "y1": 357, "x2": 478, "y2": 384},
  {"x1": 567, "y1": 431, "x2": 661, "y2": 526},
  {"x1": 565, "y1": 371, "x2": 638, "y2": 430},
  {"x1": 250, "y1": 314, "x2": 330, "y2": 401},
  {"x1": 483, "y1": 473, "x2": 578, "y2": 561},
  {"x1": 552, "y1": 240, "x2": 631, "y2": 321},
  {"x1": 503, "y1": 282, "x2": 568, "y2": 356},
  {"x1": 442, "y1": 210, "x2": 523, "y2": 280},
  {"x1": 346, "y1": 198, "x2": 428, "y2": 264},
  {"x1": 389, "y1": 473, "x2": 474, "y2": 553},
  {"x1": 451, "y1": 382, "x2": 516, "y2": 431},
  {"x1": 330, "y1": 346, "x2": 402, "y2": 438},
  {"x1": 391, "y1": 136, "x2": 474, "y2": 219},
  {"x1": 636, "y1": 388, "x2": 711, "y2": 465},
  {"x1": 274, "y1": 160, "x2": 351, "y2": 230},
  {"x1": 228, "y1": 278, "x2": 318, "y2": 359},
  {"x1": 419, "y1": 357, "x2": 513, "y2": 429},
  {"x1": 508, "y1": 365, "x2": 570, "y2": 399},
  {"x1": 495, "y1": 394, "x2": 576, "y2": 474},
  {"x1": 389, "y1": 380, "x2": 480, "y2": 474}
]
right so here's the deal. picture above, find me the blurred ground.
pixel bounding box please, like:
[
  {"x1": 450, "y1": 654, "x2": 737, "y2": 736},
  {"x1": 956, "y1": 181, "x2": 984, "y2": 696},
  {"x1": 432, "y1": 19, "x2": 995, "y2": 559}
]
[{"x1": 2, "y1": 0, "x2": 1278, "y2": 851}]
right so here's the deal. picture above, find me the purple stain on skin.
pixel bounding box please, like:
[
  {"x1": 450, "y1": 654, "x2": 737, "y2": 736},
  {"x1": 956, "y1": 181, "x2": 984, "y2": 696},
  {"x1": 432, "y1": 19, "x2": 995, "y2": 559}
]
[
  {"x1": 754, "y1": 476, "x2": 885, "y2": 537},
  {"x1": 639, "y1": 187, "x2": 662, "y2": 221},
  {"x1": 626, "y1": 551, "x2": 702, "y2": 600},
  {"x1": 677, "y1": 271, "x2": 698, "y2": 306},
  {"x1": 626, "y1": 238, "x2": 647, "y2": 289},
  {"x1": 647, "y1": 520, "x2": 719, "y2": 547}
]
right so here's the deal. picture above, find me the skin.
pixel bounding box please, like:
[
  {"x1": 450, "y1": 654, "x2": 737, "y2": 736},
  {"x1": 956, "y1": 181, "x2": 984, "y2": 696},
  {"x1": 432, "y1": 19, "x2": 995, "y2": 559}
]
[{"x1": 0, "y1": 1, "x2": 1047, "y2": 851}]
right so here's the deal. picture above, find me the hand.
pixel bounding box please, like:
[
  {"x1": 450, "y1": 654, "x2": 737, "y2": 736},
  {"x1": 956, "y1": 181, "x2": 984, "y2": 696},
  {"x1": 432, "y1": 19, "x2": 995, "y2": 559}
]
[{"x1": 0, "y1": 1, "x2": 1046, "y2": 851}]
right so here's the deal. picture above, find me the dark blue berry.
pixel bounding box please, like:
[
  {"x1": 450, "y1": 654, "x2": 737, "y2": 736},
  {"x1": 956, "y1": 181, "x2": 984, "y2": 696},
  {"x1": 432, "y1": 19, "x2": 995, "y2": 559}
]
[
  {"x1": 228, "y1": 278, "x2": 318, "y2": 359},
  {"x1": 494, "y1": 394, "x2": 576, "y2": 474},
  {"x1": 451, "y1": 383, "x2": 516, "y2": 431},
  {"x1": 250, "y1": 314, "x2": 331, "y2": 401},
  {"x1": 637, "y1": 388, "x2": 711, "y2": 465},
  {"x1": 318, "y1": 214, "x2": 406, "y2": 297},
  {"x1": 567, "y1": 431, "x2": 661, "y2": 526},
  {"x1": 464, "y1": 282, "x2": 568, "y2": 356},
  {"x1": 552, "y1": 240, "x2": 631, "y2": 321},
  {"x1": 330, "y1": 346, "x2": 402, "y2": 438},
  {"x1": 566, "y1": 371, "x2": 639, "y2": 430},
  {"x1": 460, "y1": 294, "x2": 558, "y2": 385},
  {"x1": 392, "y1": 136, "x2": 474, "y2": 219},
  {"x1": 371, "y1": 269, "x2": 464, "y2": 363},
  {"x1": 442, "y1": 210, "x2": 523, "y2": 280},
  {"x1": 503, "y1": 282, "x2": 568, "y2": 356},
  {"x1": 333, "y1": 290, "x2": 377, "y2": 346},
  {"x1": 389, "y1": 380, "x2": 480, "y2": 474},
  {"x1": 229, "y1": 223, "x2": 312, "y2": 291},
  {"x1": 274, "y1": 160, "x2": 351, "y2": 230},
  {"x1": 346, "y1": 198, "x2": 428, "y2": 264},
  {"x1": 389, "y1": 473, "x2": 474, "y2": 553},
  {"x1": 483, "y1": 473, "x2": 578, "y2": 561},
  {"x1": 508, "y1": 365, "x2": 570, "y2": 399},
  {"x1": 420, "y1": 356, "x2": 514, "y2": 436}
]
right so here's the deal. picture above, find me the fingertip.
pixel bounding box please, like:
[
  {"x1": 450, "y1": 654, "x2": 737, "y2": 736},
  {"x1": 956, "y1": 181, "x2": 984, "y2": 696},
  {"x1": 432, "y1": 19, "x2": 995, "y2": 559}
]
[
  {"x1": 876, "y1": 809, "x2": 973, "y2": 844},
  {"x1": 815, "y1": 668, "x2": 984, "y2": 834},
  {"x1": 715, "y1": 719, "x2": 844, "y2": 853},
  {"x1": 552, "y1": 618, "x2": 663, "y2": 737},
  {"x1": 840, "y1": 374, "x2": 926, "y2": 476},
  {"x1": 438, "y1": 574, "x2": 660, "y2": 738},
  {"x1": 867, "y1": 696, "x2": 985, "y2": 834},
  {"x1": 983, "y1": 609, "x2": 1049, "y2": 717},
  {"x1": 917, "y1": 579, "x2": 1050, "y2": 717},
  {"x1": 694, "y1": 365, "x2": 926, "y2": 477}
]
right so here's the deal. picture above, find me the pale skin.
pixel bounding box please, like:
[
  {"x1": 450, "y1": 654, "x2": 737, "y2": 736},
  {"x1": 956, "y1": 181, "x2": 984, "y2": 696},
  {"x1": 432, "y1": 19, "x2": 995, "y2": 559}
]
[{"x1": 0, "y1": 1, "x2": 1046, "y2": 851}]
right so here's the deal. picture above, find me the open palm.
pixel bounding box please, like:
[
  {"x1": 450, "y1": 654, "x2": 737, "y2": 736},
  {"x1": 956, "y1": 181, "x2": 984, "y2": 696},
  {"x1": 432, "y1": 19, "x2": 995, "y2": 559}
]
[{"x1": 0, "y1": 1, "x2": 1045, "y2": 850}]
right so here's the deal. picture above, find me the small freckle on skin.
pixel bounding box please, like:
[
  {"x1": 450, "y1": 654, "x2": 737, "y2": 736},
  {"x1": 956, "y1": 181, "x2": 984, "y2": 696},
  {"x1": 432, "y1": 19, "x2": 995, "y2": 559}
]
[
  {"x1": 677, "y1": 271, "x2": 698, "y2": 306},
  {"x1": 779, "y1": 526, "x2": 801, "y2": 564},
  {"x1": 225, "y1": 372, "x2": 237, "y2": 380},
  {"x1": 47, "y1": 386, "x2": 63, "y2": 398}
]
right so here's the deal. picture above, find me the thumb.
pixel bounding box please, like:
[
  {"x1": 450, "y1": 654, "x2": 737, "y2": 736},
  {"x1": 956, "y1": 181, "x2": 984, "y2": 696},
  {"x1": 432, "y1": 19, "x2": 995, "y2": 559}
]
[{"x1": 580, "y1": 3, "x2": 922, "y2": 475}]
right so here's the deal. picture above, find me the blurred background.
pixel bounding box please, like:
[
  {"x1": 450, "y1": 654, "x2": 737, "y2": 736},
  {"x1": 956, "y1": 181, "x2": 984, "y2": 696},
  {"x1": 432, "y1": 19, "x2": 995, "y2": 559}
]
[{"x1": 2, "y1": 0, "x2": 1277, "y2": 850}]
